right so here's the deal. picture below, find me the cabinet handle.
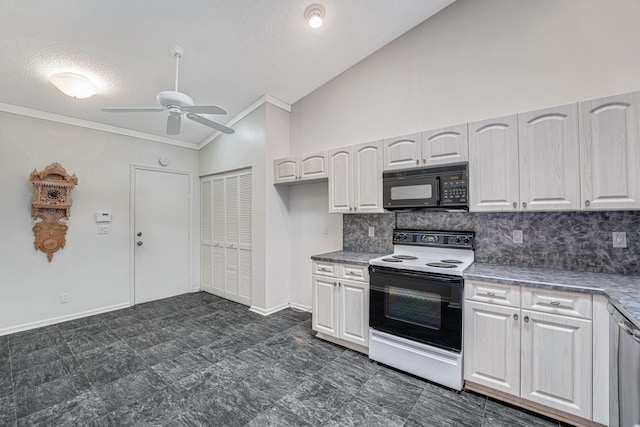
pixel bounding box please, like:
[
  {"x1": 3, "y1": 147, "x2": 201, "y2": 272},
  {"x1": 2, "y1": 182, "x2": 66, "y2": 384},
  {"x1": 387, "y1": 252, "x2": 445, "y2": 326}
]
[
  {"x1": 319, "y1": 267, "x2": 329, "y2": 272},
  {"x1": 522, "y1": 202, "x2": 527, "y2": 208},
  {"x1": 486, "y1": 292, "x2": 495, "y2": 297},
  {"x1": 333, "y1": 282, "x2": 337, "y2": 286},
  {"x1": 513, "y1": 202, "x2": 517, "y2": 209},
  {"x1": 338, "y1": 282, "x2": 342, "y2": 287},
  {"x1": 415, "y1": 159, "x2": 419, "y2": 165},
  {"x1": 513, "y1": 314, "x2": 519, "y2": 320},
  {"x1": 422, "y1": 159, "x2": 426, "y2": 164},
  {"x1": 354, "y1": 207, "x2": 357, "y2": 211},
  {"x1": 349, "y1": 207, "x2": 353, "y2": 211},
  {"x1": 524, "y1": 316, "x2": 529, "y2": 323},
  {"x1": 550, "y1": 301, "x2": 560, "y2": 306},
  {"x1": 585, "y1": 200, "x2": 590, "y2": 207}
]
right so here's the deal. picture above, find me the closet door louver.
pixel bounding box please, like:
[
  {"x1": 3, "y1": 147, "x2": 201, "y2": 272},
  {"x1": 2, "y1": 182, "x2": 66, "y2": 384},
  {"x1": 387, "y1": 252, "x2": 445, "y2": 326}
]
[{"x1": 200, "y1": 169, "x2": 252, "y2": 306}]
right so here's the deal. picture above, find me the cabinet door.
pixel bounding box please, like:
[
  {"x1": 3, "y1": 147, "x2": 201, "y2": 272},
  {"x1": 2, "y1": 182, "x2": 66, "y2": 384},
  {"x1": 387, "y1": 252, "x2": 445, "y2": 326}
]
[
  {"x1": 520, "y1": 310, "x2": 592, "y2": 419},
  {"x1": 353, "y1": 141, "x2": 383, "y2": 213},
  {"x1": 312, "y1": 275, "x2": 338, "y2": 337},
  {"x1": 421, "y1": 124, "x2": 469, "y2": 167},
  {"x1": 328, "y1": 147, "x2": 353, "y2": 213},
  {"x1": 579, "y1": 91, "x2": 640, "y2": 210},
  {"x1": 338, "y1": 279, "x2": 369, "y2": 347},
  {"x1": 299, "y1": 151, "x2": 328, "y2": 181},
  {"x1": 464, "y1": 301, "x2": 520, "y2": 397},
  {"x1": 273, "y1": 157, "x2": 298, "y2": 183},
  {"x1": 518, "y1": 104, "x2": 581, "y2": 211},
  {"x1": 382, "y1": 133, "x2": 422, "y2": 171},
  {"x1": 469, "y1": 115, "x2": 520, "y2": 212}
]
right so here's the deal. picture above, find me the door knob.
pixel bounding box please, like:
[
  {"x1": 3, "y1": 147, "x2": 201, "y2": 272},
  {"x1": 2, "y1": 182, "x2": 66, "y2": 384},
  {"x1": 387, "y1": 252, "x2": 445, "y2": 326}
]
[
  {"x1": 137, "y1": 241, "x2": 143, "y2": 246},
  {"x1": 137, "y1": 232, "x2": 142, "y2": 237}
]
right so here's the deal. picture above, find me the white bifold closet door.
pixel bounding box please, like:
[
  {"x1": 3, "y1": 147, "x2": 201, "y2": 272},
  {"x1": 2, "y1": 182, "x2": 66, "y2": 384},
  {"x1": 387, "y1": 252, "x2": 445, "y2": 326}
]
[{"x1": 201, "y1": 169, "x2": 252, "y2": 306}]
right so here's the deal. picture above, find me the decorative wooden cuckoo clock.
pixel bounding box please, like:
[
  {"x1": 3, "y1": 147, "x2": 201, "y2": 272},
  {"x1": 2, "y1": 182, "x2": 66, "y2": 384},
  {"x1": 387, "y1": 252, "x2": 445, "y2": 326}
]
[{"x1": 30, "y1": 163, "x2": 78, "y2": 261}]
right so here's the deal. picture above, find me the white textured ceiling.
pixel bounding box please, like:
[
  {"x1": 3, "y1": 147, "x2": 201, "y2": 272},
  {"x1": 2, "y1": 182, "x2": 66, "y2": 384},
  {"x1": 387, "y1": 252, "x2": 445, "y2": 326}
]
[{"x1": 0, "y1": 0, "x2": 455, "y2": 145}]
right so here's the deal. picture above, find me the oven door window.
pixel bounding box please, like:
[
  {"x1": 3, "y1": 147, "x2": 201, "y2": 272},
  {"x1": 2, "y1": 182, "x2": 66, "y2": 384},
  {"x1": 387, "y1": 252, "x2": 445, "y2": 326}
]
[
  {"x1": 369, "y1": 266, "x2": 463, "y2": 352},
  {"x1": 386, "y1": 286, "x2": 441, "y2": 330}
]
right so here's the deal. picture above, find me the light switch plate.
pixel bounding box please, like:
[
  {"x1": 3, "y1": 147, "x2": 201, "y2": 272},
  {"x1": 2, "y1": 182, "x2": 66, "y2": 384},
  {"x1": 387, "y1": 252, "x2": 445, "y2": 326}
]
[
  {"x1": 368, "y1": 227, "x2": 375, "y2": 237},
  {"x1": 612, "y1": 232, "x2": 627, "y2": 248},
  {"x1": 512, "y1": 230, "x2": 523, "y2": 244},
  {"x1": 98, "y1": 225, "x2": 110, "y2": 235}
]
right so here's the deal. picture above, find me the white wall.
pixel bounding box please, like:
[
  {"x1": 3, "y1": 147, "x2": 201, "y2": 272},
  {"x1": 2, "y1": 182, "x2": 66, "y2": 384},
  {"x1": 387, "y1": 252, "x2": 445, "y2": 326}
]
[
  {"x1": 0, "y1": 111, "x2": 199, "y2": 334},
  {"x1": 286, "y1": 0, "x2": 640, "y2": 307},
  {"x1": 199, "y1": 101, "x2": 291, "y2": 314}
]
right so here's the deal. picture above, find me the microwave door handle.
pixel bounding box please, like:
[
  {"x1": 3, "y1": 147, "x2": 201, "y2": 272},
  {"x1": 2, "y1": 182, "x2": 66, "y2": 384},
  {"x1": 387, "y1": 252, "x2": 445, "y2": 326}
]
[{"x1": 435, "y1": 177, "x2": 441, "y2": 205}]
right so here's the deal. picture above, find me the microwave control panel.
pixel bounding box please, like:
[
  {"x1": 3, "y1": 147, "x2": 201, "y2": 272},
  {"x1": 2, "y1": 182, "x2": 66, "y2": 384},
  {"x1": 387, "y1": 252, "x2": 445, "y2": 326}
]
[{"x1": 441, "y1": 173, "x2": 468, "y2": 205}]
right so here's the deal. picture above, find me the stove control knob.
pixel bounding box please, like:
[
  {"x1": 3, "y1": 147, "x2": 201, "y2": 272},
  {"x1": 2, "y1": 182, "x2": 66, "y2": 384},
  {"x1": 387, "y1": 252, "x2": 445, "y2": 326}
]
[
  {"x1": 463, "y1": 237, "x2": 470, "y2": 244},
  {"x1": 454, "y1": 237, "x2": 461, "y2": 243}
]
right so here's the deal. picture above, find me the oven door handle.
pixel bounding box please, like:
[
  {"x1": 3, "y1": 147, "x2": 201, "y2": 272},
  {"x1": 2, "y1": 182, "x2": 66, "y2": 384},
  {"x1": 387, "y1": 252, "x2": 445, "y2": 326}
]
[{"x1": 370, "y1": 266, "x2": 462, "y2": 284}]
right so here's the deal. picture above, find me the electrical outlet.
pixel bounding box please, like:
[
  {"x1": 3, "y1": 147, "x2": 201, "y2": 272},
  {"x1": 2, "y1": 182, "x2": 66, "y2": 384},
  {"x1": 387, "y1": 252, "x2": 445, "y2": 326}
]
[
  {"x1": 368, "y1": 227, "x2": 375, "y2": 237},
  {"x1": 323, "y1": 225, "x2": 328, "y2": 235},
  {"x1": 612, "y1": 232, "x2": 627, "y2": 248},
  {"x1": 512, "y1": 230, "x2": 523, "y2": 244},
  {"x1": 60, "y1": 293, "x2": 68, "y2": 304}
]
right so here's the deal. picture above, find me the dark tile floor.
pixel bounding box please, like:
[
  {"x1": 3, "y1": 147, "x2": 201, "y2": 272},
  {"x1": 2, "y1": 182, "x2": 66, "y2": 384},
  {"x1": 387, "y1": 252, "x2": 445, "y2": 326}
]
[{"x1": 0, "y1": 292, "x2": 568, "y2": 426}]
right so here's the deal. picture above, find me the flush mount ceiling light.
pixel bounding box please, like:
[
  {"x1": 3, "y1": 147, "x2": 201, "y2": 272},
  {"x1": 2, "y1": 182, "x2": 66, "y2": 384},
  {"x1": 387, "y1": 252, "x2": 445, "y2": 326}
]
[
  {"x1": 305, "y1": 4, "x2": 325, "y2": 29},
  {"x1": 49, "y1": 72, "x2": 98, "y2": 98}
]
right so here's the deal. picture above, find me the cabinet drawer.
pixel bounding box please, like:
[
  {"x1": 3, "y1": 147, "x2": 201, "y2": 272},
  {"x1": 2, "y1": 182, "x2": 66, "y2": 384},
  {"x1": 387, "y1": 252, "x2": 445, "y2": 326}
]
[
  {"x1": 339, "y1": 264, "x2": 368, "y2": 282},
  {"x1": 313, "y1": 261, "x2": 337, "y2": 277},
  {"x1": 522, "y1": 288, "x2": 592, "y2": 319},
  {"x1": 465, "y1": 280, "x2": 520, "y2": 307}
]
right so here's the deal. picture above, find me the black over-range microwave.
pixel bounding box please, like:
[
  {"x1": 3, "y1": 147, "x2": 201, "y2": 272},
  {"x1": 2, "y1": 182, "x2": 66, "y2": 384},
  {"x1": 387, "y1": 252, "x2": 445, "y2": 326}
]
[{"x1": 382, "y1": 163, "x2": 469, "y2": 210}]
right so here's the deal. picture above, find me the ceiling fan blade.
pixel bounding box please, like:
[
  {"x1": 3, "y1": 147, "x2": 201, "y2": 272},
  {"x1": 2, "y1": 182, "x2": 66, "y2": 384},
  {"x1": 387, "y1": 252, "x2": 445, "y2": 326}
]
[
  {"x1": 182, "y1": 105, "x2": 227, "y2": 115},
  {"x1": 186, "y1": 113, "x2": 235, "y2": 134},
  {"x1": 102, "y1": 107, "x2": 165, "y2": 113},
  {"x1": 166, "y1": 114, "x2": 182, "y2": 135}
]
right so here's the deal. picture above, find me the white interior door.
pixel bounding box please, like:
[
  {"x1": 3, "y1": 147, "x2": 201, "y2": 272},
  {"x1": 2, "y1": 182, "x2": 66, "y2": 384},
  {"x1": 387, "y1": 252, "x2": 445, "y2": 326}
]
[{"x1": 134, "y1": 168, "x2": 190, "y2": 304}]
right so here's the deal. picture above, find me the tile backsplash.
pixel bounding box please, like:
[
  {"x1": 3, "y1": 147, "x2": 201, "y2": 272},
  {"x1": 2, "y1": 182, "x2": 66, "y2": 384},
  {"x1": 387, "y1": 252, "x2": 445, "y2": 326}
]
[{"x1": 343, "y1": 211, "x2": 640, "y2": 275}]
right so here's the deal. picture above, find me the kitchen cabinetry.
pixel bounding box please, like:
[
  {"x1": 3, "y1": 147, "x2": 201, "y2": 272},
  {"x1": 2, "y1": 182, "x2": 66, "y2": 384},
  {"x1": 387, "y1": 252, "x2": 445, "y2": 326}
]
[
  {"x1": 383, "y1": 126, "x2": 468, "y2": 171},
  {"x1": 328, "y1": 141, "x2": 383, "y2": 214},
  {"x1": 468, "y1": 115, "x2": 520, "y2": 211},
  {"x1": 312, "y1": 261, "x2": 369, "y2": 352},
  {"x1": 470, "y1": 105, "x2": 581, "y2": 212},
  {"x1": 579, "y1": 91, "x2": 640, "y2": 211},
  {"x1": 273, "y1": 151, "x2": 328, "y2": 184},
  {"x1": 464, "y1": 280, "x2": 593, "y2": 420},
  {"x1": 518, "y1": 104, "x2": 581, "y2": 211}
]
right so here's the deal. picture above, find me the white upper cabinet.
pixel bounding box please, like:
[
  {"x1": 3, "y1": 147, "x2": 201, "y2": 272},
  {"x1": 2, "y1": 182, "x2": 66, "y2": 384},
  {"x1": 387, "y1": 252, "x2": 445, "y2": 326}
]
[
  {"x1": 329, "y1": 142, "x2": 383, "y2": 214},
  {"x1": 273, "y1": 151, "x2": 328, "y2": 184},
  {"x1": 518, "y1": 104, "x2": 581, "y2": 211},
  {"x1": 469, "y1": 115, "x2": 520, "y2": 211},
  {"x1": 328, "y1": 147, "x2": 353, "y2": 214},
  {"x1": 273, "y1": 157, "x2": 298, "y2": 184},
  {"x1": 383, "y1": 133, "x2": 422, "y2": 170},
  {"x1": 299, "y1": 151, "x2": 329, "y2": 181},
  {"x1": 579, "y1": 91, "x2": 640, "y2": 210},
  {"x1": 421, "y1": 124, "x2": 469, "y2": 167},
  {"x1": 352, "y1": 141, "x2": 384, "y2": 213}
]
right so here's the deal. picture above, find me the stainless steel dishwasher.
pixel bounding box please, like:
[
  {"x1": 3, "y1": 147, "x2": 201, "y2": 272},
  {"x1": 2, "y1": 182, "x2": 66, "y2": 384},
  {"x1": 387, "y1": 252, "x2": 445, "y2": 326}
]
[{"x1": 609, "y1": 303, "x2": 640, "y2": 427}]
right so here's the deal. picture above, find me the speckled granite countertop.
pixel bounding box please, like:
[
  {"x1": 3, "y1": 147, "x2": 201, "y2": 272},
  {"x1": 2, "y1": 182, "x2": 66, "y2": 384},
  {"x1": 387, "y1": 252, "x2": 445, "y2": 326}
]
[
  {"x1": 311, "y1": 250, "x2": 386, "y2": 266},
  {"x1": 465, "y1": 262, "x2": 640, "y2": 328}
]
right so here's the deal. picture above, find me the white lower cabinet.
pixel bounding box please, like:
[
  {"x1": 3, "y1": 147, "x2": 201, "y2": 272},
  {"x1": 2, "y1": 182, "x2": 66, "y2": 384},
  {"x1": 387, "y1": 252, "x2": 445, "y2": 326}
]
[
  {"x1": 464, "y1": 280, "x2": 596, "y2": 423},
  {"x1": 312, "y1": 261, "x2": 369, "y2": 351},
  {"x1": 520, "y1": 310, "x2": 592, "y2": 419}
]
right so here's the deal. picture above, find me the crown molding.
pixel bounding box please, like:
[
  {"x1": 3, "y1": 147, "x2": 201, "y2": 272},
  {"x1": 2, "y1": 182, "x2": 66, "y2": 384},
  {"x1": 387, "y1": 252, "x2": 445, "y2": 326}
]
[
  {"x1": 197, "y1": 95, "x2": 291, "y2": 150},
  {"x1": 0, "y1": 102, "x2": 199, "y2": 150}
]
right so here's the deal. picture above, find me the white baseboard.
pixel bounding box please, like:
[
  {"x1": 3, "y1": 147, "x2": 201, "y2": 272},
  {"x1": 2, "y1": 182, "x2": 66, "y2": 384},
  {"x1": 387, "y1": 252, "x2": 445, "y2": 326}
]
[
  {"x1": 249, "y1": 302, "x2": 289, "y2": 317},
  {"x1": 0, "y1": 302, "x2": 131, "y2": 337},
  {"x1": 289, "y1": 302, "x2": 312, "y2": 312}
]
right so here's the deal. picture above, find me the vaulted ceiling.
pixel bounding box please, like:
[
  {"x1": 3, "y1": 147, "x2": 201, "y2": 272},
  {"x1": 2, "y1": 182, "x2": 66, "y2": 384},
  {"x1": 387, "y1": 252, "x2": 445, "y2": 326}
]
[{"x1": 0, "y1": 0, "x2": 455, "y2": 145}]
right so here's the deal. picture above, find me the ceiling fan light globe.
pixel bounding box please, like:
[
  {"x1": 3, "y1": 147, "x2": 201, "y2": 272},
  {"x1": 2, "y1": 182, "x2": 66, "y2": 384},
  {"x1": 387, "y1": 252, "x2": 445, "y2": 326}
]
[{"x1": 157, "y1": 90, "x2": 193, "y2": 108}]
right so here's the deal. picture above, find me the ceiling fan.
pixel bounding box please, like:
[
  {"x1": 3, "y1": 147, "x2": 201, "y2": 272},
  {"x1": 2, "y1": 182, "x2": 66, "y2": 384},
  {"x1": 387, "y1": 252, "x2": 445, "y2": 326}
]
[{"x1": 102, "y1": 46, "x2": 234, "y2": 135}]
